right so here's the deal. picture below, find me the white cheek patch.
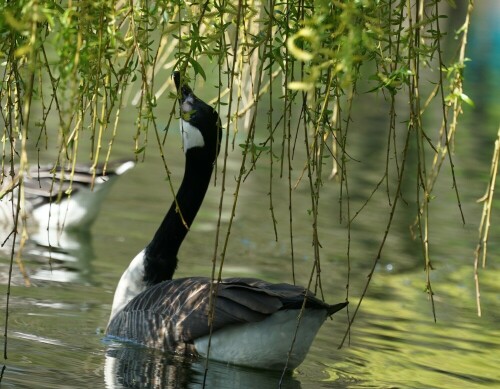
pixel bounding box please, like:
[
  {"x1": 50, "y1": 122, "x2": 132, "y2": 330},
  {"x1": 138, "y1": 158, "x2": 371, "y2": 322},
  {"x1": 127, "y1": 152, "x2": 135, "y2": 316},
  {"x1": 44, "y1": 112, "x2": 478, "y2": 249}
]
[
  {"x1": 181, "y1": 95, "x2": 194, "y2": 112},
  {"x1": 180, "y1": 119, "x2": 205, "y2": 152}
]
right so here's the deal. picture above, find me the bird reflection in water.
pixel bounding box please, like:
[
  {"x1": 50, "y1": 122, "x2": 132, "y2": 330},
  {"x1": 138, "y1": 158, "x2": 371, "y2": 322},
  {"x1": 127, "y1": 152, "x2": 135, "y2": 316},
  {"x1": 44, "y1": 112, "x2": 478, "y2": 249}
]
[
  {"x1": 0, "y1": 225, "x2": 96, "y2": 285},
  {"x1": 104, "y1": 343, "x2": 301, "y2": 389}
]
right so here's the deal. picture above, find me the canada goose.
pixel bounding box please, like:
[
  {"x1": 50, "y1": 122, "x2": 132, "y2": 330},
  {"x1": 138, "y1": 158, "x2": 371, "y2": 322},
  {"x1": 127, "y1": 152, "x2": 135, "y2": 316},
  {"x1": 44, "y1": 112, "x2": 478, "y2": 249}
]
[
  {"x1": 106, "y1": 72, "x2": 347, "y2": 370},
  {"x1": 0, "y1": 160, "x2": 135, "y2": 230}
]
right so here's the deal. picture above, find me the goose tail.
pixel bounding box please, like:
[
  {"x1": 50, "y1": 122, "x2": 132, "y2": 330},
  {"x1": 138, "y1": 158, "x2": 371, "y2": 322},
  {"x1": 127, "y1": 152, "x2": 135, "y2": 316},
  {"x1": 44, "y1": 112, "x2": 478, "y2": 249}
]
[{"x1": 327, "y1": 301, "x2": 348, "y2": 316}]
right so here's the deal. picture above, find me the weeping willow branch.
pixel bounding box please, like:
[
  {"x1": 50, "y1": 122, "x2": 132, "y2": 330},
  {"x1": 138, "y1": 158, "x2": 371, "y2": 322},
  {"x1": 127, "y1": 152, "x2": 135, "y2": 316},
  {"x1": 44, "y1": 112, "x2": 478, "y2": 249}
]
[
  {"x1": 0, "y1": 0, "x2": 481, "y2": 359},
  {"x1": 473, "y1": 123, "x2": 500, "y2": 318}
]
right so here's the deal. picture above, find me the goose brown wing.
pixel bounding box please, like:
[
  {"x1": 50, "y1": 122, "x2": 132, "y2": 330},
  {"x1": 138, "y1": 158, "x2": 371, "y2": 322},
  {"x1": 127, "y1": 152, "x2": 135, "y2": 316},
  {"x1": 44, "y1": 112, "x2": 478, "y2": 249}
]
[
  {"x1": 106, "y1": 277, "x2": 282, "y2": 350},
  {"x1": 106, "y1": 277, "x2": 346, "y2": 353},
  {"x1": 217, "y1": 277, "x2": 344, "y2": 312}
]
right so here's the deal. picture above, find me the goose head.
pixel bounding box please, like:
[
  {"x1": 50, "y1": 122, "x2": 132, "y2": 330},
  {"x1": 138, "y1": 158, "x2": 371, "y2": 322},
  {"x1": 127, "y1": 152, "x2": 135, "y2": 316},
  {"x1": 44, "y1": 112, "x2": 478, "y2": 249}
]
[{"x1": 173, "y1": 71, "x2": 221, "y2": 162}]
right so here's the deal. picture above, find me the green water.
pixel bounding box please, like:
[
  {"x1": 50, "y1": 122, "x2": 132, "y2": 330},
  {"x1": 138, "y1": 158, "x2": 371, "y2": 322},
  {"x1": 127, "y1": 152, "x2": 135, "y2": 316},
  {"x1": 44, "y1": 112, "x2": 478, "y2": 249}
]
[{"x1": 1, "y1": 106, "x2": 499, "y2": 388}]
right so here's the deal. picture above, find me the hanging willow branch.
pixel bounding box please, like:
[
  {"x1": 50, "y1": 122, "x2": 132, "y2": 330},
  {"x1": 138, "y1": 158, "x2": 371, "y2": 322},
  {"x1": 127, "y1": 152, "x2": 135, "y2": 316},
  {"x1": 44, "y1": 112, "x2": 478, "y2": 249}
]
[
  {"x1": 0, "y1": 0, "x2": 481, "y2": 359},
  {"x1": 473, "y1": 124, "x2": 500, "y2": 318}
]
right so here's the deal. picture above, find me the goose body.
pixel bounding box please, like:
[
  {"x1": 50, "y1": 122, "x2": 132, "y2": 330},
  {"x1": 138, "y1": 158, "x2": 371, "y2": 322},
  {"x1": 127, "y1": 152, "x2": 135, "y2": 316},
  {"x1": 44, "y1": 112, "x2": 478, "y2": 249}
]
[
  {"x1": 108, "y1": 277, "x2": 346, "y2": 369},
  {"x1": 106, "y1": 72, "x2": 347, "y2": 370},
  {"x1": 0, "y1": 160, "x2": 135, "y2": 230}
]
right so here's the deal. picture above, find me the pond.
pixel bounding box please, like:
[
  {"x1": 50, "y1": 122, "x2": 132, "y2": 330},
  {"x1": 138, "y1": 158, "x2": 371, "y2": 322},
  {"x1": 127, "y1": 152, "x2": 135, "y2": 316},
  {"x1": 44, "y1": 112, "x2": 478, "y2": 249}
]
[{"x1": 1, "y1": 6, "x2": 500, "y2": 389}]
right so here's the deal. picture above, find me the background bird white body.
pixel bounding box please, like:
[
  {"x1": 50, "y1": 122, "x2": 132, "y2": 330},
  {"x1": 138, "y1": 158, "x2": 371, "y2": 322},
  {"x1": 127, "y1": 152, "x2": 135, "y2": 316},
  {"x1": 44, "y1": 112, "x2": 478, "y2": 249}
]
[
  {"x1": 0, "y1": 160, "x2": 135, "y2": 231},
  {"x1": 30, "y1": 178, "x2": 115, "y2": 230}
]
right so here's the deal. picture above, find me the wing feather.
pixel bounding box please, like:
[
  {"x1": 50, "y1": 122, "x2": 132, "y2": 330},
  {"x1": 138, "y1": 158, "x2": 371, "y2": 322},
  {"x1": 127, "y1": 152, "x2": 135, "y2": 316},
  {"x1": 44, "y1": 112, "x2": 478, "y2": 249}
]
[{"x1": 106, "y1": 276, "x2": 347, "y2": 353}]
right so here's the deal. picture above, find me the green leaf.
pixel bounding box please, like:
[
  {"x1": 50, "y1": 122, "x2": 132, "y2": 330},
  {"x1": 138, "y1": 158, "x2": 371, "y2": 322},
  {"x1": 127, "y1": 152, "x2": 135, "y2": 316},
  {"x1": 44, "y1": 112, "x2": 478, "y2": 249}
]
[
  {"x1": 188, "y1": 58, "x2": 207, "y2": 81},
  {"x1": 288, "y1": 81, "x2": 314, "y2": 91},
  {"x1": 287, "y1": 28, "x2": 318, "y2": 62},
  {"x1": 460, "y1": 93, "x2": 475, "y2": 107}
]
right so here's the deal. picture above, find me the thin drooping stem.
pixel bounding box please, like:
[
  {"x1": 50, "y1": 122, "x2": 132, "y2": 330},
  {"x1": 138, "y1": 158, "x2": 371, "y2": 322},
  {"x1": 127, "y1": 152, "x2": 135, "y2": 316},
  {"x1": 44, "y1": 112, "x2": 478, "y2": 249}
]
[
  {"x1": 473, "y1": 124, "x2": 500, "y2": 317},
  {"x1": 339, "y1": 120, "x2": 413, "y2": 348}
]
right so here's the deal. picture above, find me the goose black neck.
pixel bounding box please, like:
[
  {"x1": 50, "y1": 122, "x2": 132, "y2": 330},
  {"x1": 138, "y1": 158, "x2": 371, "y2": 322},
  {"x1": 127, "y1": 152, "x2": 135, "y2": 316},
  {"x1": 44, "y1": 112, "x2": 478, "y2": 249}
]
[{"x1": 144, "y1": 148, "x2": 215, "y2": 284}]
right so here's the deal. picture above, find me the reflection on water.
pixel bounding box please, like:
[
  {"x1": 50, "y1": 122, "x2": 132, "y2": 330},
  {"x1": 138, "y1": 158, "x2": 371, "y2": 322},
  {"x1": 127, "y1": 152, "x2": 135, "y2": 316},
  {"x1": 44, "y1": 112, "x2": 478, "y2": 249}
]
[
  {"x1": 344, "y1": 317, "x2": 500, "y2": 388},
  {"x1": 0, "y1": 225, "x2": 95, "y2": 285},
  {"x1": 104, "y1": 344, "x2": 301, "y2": 389}
]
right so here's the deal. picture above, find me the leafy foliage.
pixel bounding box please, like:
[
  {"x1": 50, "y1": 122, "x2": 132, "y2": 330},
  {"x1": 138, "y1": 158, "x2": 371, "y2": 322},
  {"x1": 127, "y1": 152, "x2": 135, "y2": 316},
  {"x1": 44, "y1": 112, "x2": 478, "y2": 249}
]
[{"x1": 0, "y1": 0, "x2": 479, "y2": 344}]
